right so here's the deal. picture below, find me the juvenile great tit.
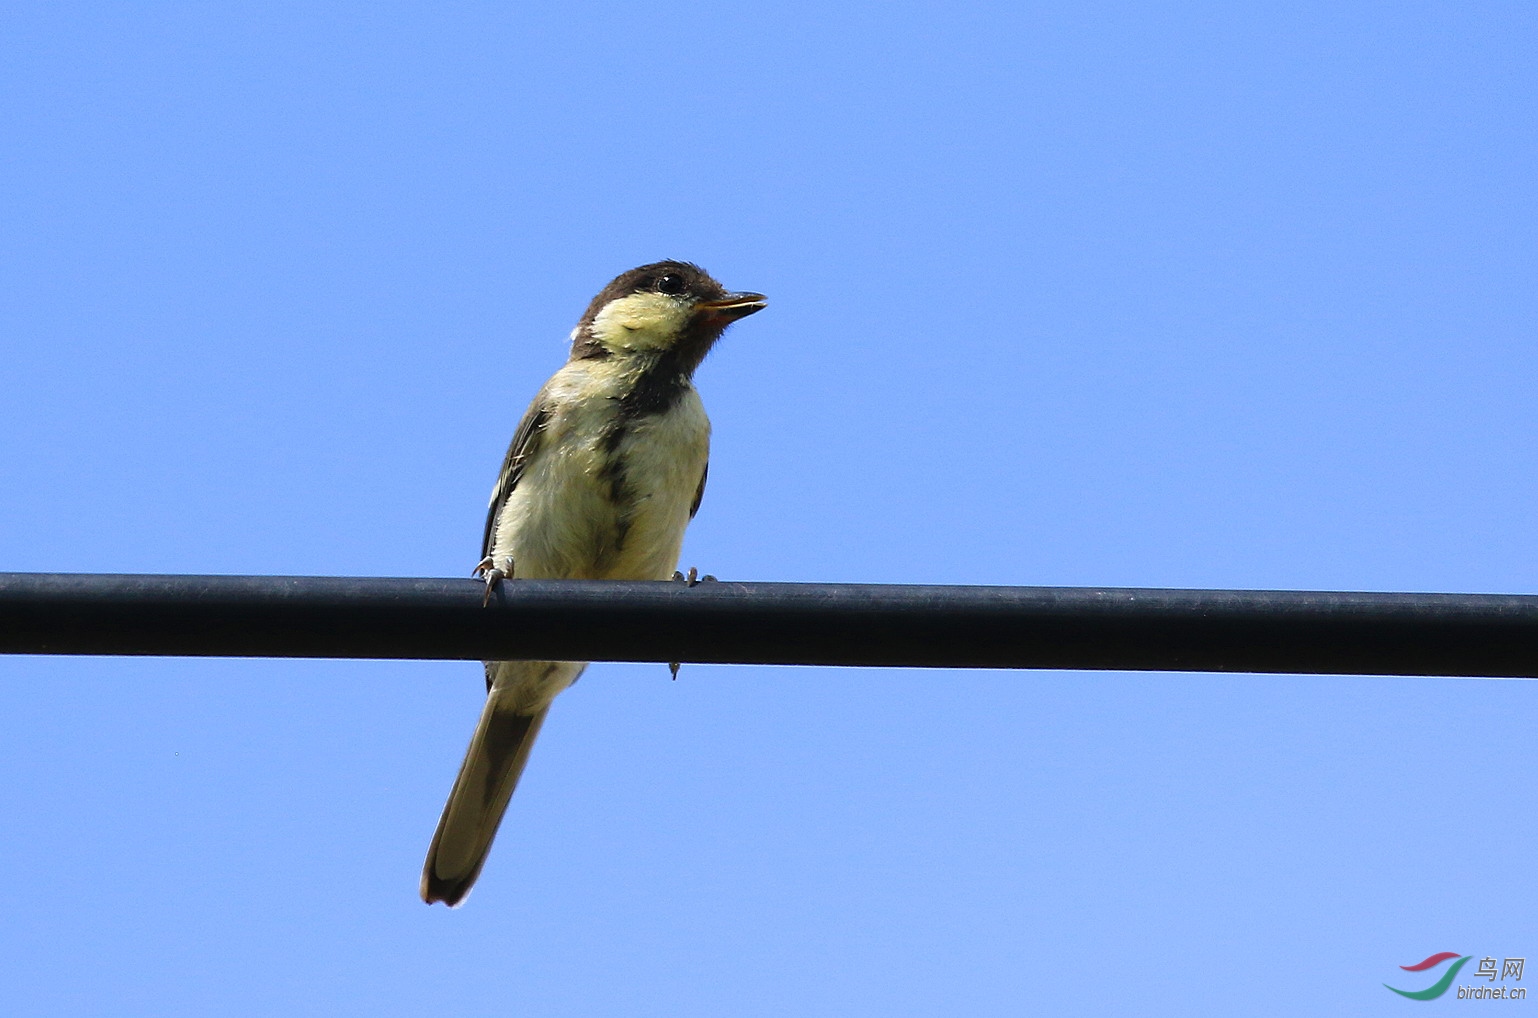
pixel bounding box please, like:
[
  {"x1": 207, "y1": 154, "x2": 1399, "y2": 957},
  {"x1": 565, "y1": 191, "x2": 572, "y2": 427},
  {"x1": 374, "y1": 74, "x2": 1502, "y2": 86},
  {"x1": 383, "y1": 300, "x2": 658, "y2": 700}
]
[{"x1": 421, "y1": 261, "x2": 766, "y2": 906}]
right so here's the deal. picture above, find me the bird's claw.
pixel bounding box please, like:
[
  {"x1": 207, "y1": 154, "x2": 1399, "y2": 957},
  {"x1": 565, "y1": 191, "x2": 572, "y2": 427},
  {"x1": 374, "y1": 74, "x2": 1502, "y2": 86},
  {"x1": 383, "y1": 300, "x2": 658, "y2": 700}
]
[
  {"x1": 476, "y1": 556, "x2": 515, "y2": 607},
  {"x1": 667, "y1": 568, "x2": 718, "y2": 677},
  {"x1": 671, "y1": 567, "x2": 717, "y2": 587}
]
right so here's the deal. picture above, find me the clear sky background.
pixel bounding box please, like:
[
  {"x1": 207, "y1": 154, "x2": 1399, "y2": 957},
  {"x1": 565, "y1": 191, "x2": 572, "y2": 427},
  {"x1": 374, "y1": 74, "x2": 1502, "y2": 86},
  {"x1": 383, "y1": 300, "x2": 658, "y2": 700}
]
[{"x1": 2, "y1": 2, "x2": 1535, "y2": 1014}]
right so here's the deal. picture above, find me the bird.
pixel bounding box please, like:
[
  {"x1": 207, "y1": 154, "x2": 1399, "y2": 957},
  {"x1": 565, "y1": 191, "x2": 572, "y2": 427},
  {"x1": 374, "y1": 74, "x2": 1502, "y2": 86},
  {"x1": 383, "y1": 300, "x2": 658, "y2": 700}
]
[{"x1": 420, "y1": 261, "x2": 767, "y2": 906}]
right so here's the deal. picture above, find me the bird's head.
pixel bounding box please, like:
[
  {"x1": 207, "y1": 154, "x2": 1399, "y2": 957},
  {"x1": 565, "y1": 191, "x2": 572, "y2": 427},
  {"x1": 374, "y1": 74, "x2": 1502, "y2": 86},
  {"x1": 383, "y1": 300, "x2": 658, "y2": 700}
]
[{"x1": 570, "y1": 261, "x2": 767, "y2": 372}]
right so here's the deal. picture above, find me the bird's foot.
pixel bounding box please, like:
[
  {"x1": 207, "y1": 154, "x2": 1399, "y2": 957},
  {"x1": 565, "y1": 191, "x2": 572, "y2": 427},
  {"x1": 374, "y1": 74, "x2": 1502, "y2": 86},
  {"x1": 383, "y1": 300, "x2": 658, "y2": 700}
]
[
  {"x1": 668, "y1": 569, "x2": 718, "y2": 677},
  {"x1": 671, "y1": 567, "x2": 717, "y2": 587},
  {"x1": 474, "y1": 555, "x2": 516, "y2": 607}
]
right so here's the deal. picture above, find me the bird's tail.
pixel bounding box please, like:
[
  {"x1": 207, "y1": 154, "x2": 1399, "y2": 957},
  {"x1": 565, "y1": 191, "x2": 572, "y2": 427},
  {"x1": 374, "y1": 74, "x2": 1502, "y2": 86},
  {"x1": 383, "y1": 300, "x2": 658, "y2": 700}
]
[{"x1": 421, "y1": 700, "x2": 550, "y2": 906}]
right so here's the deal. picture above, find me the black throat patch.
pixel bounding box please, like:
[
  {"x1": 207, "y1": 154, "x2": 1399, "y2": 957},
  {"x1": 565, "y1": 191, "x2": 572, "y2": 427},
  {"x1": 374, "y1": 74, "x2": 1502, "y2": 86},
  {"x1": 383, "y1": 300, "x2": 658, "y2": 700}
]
[{"x1": 612, "y1": 349, "x2": 690, "y2": 420}]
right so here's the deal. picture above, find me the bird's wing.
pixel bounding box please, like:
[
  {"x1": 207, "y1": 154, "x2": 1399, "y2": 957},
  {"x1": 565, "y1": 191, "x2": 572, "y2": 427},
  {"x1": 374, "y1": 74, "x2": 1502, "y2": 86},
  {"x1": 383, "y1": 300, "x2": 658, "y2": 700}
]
[
  {"x1": 689, "y1": 460, "x2": 708, "y2": 520},
  {"x1": 482, "y1": 392, "x2": 553, "y2": 561}
]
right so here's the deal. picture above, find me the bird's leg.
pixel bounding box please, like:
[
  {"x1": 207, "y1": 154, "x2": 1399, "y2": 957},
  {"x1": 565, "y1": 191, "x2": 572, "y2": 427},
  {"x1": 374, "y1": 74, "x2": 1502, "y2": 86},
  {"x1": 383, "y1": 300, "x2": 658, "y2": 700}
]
[
  {"x1": 668, "y1": 569, "x2": 719, "y2": 677},
  {"x1": 475, "y1": 555, "x2": 516, "y2": 607}
]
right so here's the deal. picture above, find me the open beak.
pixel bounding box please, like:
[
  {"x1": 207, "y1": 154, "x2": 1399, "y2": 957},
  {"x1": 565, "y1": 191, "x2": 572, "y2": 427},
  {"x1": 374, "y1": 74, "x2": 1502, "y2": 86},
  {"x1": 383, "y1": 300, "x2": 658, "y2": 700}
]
[{"x1": 693, "y1": 292, "x2": 768, "y2": 324}]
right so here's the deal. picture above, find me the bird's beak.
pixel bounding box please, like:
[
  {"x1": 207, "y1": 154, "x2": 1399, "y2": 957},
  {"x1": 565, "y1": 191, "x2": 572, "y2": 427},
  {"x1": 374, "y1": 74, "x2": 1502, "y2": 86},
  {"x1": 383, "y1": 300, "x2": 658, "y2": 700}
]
[{"x1": 693, "y1": 292, "x2": 768, "y2": 323}]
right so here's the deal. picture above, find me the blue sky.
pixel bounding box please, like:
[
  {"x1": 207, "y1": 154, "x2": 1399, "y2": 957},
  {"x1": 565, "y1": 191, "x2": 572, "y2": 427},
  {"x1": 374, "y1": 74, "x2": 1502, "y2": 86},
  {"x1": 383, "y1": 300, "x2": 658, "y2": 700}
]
[{"x1": 2, "y1": 2, "x2": 1535, "y2": 1014}]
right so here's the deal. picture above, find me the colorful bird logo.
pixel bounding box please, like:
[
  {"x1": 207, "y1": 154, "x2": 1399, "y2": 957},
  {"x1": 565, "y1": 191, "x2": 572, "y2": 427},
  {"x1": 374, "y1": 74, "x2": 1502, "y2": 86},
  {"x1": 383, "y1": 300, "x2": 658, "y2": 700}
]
[{"x1": 1385, "y1": 952, "x2": 1472, "y2": 1000}]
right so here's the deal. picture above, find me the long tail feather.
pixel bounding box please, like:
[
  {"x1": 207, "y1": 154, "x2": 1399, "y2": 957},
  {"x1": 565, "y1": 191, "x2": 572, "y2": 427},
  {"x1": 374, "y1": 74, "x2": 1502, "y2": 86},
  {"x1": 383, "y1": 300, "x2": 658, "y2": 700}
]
[{"x1": 420, "y1": 702, "x2": 550, "y2": 906}]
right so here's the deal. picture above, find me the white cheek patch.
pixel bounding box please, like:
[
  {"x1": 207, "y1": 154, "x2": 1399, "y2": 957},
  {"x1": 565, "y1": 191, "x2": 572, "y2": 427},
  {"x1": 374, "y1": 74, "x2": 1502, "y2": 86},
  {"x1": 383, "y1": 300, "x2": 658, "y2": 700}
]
[{"x1": 589, "y1": 292, "x2": 689, "y2": 352}]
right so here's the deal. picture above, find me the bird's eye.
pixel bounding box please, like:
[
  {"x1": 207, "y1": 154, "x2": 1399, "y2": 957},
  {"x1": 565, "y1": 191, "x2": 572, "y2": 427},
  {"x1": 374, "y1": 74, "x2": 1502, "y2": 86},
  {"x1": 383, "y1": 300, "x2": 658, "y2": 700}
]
[{"x1": 655, "y1": 273, "x2": 686, "y2": 296}]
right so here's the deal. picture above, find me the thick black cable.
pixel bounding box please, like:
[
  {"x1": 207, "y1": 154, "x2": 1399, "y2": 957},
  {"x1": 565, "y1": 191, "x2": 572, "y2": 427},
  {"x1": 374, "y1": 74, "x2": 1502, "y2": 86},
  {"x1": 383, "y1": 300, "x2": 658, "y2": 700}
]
[{"x1": 0, "y1": 572, "x2": 1535, "y2": 677}]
